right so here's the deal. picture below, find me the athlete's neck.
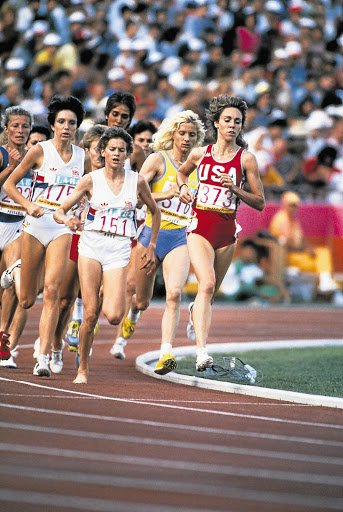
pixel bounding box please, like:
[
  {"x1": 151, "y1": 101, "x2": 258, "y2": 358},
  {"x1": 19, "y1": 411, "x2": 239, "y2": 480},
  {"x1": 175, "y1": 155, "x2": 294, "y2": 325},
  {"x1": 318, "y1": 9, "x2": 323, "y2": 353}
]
[
  {"x1": 52, "y1": 138, "x2": 73, "y2": 155},
  {"x1": 212, "y1": 141, "x2": 238, "y2": 160},
  {"x1": 169, "y1": 148, "x2": 188, "y2": 166}
]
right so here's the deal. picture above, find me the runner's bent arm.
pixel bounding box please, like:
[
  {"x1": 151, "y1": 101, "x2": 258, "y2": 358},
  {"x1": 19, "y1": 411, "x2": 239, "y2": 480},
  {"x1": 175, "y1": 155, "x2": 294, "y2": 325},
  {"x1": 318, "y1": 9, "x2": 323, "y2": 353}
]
[
  {"x1": 3, "y1": 145, "x2": 44, "y2": 216},
  {"x1": 0, "y1": 148, "x2": 22, "y2": 187},
  {"x1": 3, "y1": 145, "x2": 43, "y2": 209},
  {"x1": 139, "y1": 152, "x2": 178, "y2": 202},
  {"x1": 137, "y1": 173, "x2": 161, "y2": 273},
  {"x1": 221, "y1": 150, "x2": 265, "y2": 212},
  {"x1": 177, "y1": 147, "x2": 205, "y2": 203},
  {"x1": 53, "y1": 174, "x2": 93, "y2": 231}
]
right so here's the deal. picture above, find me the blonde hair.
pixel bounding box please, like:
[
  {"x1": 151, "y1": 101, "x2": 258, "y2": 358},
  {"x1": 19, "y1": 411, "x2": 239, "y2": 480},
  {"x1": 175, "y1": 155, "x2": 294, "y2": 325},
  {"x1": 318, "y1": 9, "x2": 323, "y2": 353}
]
[{"x1": 151, "y1": 110, "x2": 205, "y2": 151}]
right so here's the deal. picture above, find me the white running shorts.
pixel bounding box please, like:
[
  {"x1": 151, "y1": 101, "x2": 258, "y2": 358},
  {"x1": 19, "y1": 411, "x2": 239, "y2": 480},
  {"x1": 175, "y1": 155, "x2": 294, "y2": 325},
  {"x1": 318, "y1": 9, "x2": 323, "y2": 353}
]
[
  {"x1": 0, "y1": 219, "x2": 23, "y2": 251},
  {"x1": 23, "y1": 213, "x2": 72, "y2": 248},
  {"x1": 78, "y1": 230, "x2": 131, "y2": 271}
]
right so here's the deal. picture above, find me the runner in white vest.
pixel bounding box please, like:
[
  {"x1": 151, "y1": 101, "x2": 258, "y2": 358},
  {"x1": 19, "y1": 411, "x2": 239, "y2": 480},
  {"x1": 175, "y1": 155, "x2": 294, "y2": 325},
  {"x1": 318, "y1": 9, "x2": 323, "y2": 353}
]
[
  {"x1": 54, "y1": 127, "x2": 160, "y2": 384},
  {"x1": 2, "y1": 95, "x2": 91, "y2": 377}
]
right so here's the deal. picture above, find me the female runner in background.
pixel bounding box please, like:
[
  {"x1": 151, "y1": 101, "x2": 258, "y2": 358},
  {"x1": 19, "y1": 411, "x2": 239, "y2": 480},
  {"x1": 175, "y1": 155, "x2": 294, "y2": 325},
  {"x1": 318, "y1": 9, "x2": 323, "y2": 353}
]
[
  {"x1": 0, "y1": 106, "x2": 33, "y2": 365},
  {"x1": 120, "y1": 110, "x2": 205, "y2": 375}
]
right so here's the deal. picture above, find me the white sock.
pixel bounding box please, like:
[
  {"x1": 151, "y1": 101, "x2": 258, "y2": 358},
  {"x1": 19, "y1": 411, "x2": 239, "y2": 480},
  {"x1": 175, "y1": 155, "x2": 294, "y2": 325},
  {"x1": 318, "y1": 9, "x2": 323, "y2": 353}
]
[
  {"x1": 115, "y1": 336, "x2": 126, "y2": 346},
  {"x1": 128, "y1": 308, "x2": 141, "y2": 323},
  {"x1": 160, "y1": 343, "x2": 172, "y2": 358},
  {"x1": 72, "y1": 297, "x2": 83, "y2": 320},
  {"x1": 196, "y1": 347, "x2": 208, "y2": 358}
]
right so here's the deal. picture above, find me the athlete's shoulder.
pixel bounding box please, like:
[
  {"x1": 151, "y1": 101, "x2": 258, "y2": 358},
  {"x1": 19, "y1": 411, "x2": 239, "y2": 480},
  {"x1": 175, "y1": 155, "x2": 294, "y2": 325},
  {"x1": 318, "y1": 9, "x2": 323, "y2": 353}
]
[
  {"x1": 26, "y1": 142, "x2": 44, "y2": 162},
  {"x1": 190, "y1": 145, "x2": 208, "y2": 163},
  {"x1": 39, "y1": 139, "x2": 50, "y2": 148},
  {"x1": 242, "y1": 149, "x2": 257, "y2": 166},
  {"x1": 141, "y1": 150, "x2": 164, "y2": 169},
  {"x1": 73, "y1": 142, "x2": 85, "y2": 154}
]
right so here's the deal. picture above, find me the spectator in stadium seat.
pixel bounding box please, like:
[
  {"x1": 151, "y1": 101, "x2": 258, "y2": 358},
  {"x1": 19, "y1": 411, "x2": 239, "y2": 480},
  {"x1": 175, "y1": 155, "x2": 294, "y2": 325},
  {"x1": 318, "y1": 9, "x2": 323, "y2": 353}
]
[{"x1": 269, "y1": 191, "x2": 338, "y2": 294}]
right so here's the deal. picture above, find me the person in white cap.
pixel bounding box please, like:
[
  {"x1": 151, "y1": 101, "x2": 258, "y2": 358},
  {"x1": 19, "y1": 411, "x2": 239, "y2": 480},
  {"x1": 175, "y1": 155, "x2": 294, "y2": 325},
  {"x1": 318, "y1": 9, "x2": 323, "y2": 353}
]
[
  {"x1": 114, "y1": 39, "x2": 135, "y2": 72},
  {"x1": 33, "y1": 32, "x2": 62, "y2": 69},
  {"x1": 106, "y1": 67, "x2": 128, "y2": 93}
]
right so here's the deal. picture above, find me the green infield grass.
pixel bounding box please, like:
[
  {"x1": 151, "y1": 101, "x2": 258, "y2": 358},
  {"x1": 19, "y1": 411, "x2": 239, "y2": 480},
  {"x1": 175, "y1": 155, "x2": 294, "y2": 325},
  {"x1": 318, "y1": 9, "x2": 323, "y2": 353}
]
[{"x1": 175, "y1": 346, "x2": 343, "y2": 398}]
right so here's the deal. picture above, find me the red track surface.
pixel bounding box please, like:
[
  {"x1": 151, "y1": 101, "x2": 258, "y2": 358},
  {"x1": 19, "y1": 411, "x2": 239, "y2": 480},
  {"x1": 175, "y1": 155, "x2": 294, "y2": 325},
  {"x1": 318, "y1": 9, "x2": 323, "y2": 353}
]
[{"x1": 1, "y1": 303, "x2": 343, "y2": 511}]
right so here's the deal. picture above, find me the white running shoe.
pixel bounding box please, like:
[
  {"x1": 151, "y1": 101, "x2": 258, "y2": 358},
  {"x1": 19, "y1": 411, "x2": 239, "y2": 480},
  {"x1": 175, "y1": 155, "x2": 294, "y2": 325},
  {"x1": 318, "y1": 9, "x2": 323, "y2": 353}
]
[
  {"x1": 0, "y1": 353, "x2": 17, "y2": 369},
  {"x1": 50, "y1": 348, "x2": 63, "y2": 373},
  {"x1": 195, "y1": 350, "x2": 213, "y2": 372},
  {"x1": 318, "y1": 272, "x2": 338, "y2": 294},
  {"x1": 110, "y1": 337, "x2": 127, "y2": 360},
  {"x1": 33, "y1": 337, "x2": 40, "y2": 359},
  {"x1": 1, "y1": 259, "x2": 21, "y2": 289},
  {"x1": 187, "y1": 302, "x2": 195, "y2": 342},
  {"x1": 33, "y1": 354, "x2": 51, "y2": 377}
]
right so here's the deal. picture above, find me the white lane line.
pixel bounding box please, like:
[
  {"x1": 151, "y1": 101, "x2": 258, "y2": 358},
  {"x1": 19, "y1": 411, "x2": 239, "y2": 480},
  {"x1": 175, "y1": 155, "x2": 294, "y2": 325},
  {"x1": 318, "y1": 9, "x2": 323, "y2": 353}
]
[
  {"x1": 1, "y1": 443, "x2": 342, "y2": 487},
  {"x1": 2, "y1": 421, "x2": 343, "y2": 466},
  {"x1": 131, "y1": 399, "x2": 310, "y2": 406},
  {"x1": 0, "y1": 488, "x2": 213, "y2": 512},
  {"x1": 1, "y1": 378, "x2": 342, "y2": 429},
  {"x1": 0, "y1": 394, "x2": 99, "y2": 399},
  {"x1": 0, "y1": 394, "x2": 310, "y2": 405},
  {"x1": 2, "y1": 403, "x2": 342, "y2": 447},
  {"x1": 1, "y1": 481, "x2": 342, "y2": 511}
]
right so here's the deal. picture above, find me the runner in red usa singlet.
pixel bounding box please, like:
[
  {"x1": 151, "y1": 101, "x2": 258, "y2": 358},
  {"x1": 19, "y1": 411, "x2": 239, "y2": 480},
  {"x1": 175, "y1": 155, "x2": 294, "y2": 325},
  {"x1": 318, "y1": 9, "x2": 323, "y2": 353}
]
[
  {"x1": 176, "y1": 95, "x2": 265, "y2": 373},
  {"x1": 191, "y1": 144, "x2": 246, "y2": 249}
]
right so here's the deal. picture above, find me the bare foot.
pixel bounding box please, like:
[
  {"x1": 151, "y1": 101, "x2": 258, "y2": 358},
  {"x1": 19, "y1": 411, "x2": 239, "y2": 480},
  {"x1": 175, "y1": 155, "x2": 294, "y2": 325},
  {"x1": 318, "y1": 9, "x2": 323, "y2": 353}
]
[{"x1": 73, "y1": 371, "x2": 88, "y2": 384}]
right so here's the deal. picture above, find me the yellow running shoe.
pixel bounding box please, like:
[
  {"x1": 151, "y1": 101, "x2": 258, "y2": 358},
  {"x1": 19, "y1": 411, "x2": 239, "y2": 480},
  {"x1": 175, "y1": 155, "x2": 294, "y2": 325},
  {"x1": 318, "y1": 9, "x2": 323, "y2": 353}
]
[
  {"x1": 154, "y1": 353, "x2": 177, "y2": 375},
  {"x1": 66, "y1": 319, "x2": 81, "y2": 348},
  {"x1": 94, "y1": 321, "x2": 99, "y2": 337},
  {"x1": 121, "y1": 315, "x2": 138, "y2": 339}
]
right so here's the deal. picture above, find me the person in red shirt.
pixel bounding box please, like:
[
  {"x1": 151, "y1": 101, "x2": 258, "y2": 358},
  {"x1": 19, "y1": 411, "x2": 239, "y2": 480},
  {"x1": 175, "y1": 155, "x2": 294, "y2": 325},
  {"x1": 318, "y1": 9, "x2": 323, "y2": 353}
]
[
  {"x1": 177, "y1": 95, "x2": 265, "y2": 371},
  {"x1": 302, "y1": 145, "x2": 340, "y2": 199}
]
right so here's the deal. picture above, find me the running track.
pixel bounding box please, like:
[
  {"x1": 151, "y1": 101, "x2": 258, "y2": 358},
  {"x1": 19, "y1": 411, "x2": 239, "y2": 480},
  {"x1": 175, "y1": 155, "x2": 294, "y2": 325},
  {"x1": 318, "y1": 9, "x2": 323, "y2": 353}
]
[{"x1": 1, "y1": 303, "x2": 343, "y2": 511}]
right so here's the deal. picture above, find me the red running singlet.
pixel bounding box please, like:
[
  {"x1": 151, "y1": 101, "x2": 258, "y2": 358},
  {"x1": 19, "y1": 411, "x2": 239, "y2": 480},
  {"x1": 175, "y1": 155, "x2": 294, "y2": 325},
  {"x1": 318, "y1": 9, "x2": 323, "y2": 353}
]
[{"x1": 189, "y1": 144, "x2": 246, "y2": 249}]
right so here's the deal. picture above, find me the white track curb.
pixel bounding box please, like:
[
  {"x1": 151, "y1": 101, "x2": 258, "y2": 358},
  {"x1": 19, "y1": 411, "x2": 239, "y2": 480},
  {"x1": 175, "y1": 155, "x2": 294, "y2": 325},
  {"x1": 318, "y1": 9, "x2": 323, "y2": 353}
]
[{"x1": 136, "y1": 339, "x2": 343, "y2": 409}]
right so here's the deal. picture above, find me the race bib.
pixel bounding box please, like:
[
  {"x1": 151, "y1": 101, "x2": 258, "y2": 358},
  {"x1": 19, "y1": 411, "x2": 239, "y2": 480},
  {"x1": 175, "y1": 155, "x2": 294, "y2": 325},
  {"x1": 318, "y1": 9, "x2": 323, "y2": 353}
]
[
  {"x1": 87, "y1": 207, "x2": 136, "y2": 237},
  {"x1": 186, "y1": 215, "x2": 198, "y2": 233},
  {"x1": 158, "y1": 180, "x2": 195, "y2": 226},
  {"x1": 0, "y1": 177, "x2": 32, "y2": 216},
  {"x1": 35, "y1": 176, "x2": 79, "y2": 210},
  {"x1": 196, "y1": 183, "x2": 236, "y2": 213},
  {"x1": 44, "y1": 172, "x2": 79, "y2": 187}
]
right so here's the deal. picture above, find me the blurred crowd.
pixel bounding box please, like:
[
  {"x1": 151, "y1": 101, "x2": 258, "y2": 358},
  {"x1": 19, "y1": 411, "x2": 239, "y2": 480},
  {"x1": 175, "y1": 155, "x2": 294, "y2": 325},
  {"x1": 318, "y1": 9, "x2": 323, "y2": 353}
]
[{"x1": 1, "y1": 0, "x2": 343, "y2": 202}]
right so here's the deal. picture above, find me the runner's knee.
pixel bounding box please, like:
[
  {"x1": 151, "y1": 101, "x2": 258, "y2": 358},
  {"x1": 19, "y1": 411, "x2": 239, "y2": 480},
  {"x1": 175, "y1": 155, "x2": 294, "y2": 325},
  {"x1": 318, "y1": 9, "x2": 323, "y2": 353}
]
[
  {"x1": 198, "y1": 278, "x2": 216, "y2": 297},
  {"x1": 165, "y1": 287, "x2": 182, "y2": 307}
]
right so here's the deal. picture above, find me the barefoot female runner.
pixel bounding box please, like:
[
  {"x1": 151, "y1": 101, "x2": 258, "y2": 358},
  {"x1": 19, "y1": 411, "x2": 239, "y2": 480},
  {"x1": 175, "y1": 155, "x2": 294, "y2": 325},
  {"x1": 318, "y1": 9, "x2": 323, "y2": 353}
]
[{"x1": 54, "y1": 127, "x2": 160, "y2": 384}]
